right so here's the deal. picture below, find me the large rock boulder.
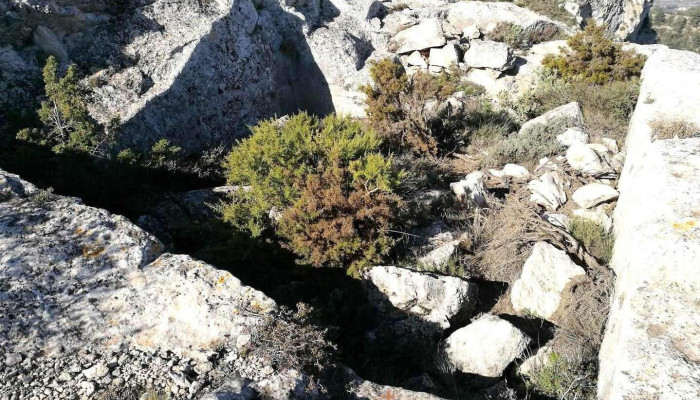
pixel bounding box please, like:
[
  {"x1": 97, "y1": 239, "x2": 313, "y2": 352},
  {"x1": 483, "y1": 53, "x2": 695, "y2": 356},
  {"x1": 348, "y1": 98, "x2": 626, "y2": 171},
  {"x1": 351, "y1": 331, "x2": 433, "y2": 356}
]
[
  {"x1": 0, "y1": 169, "x2": 279, "y2": 398},
  {"x1": 365, "y1": 266, "x2": 477, "y2": 329},
  {"x1": 443, "y1": 315, "x2": 531, "y2": 378},
  {"x1": 464, "y1": 39, "x2": 514, "y2": 71},
  {"x1": 598, "y1": 49, "x2": 700, "y2": 400},
  {"x1": 389, "y1": 18, "x2": 446, "y2": 54},
  {"x1": 445, "y1": 1, "x2": 563, "y2": 37},
  {"x1": 511, "y1": 242, "x2": 586, "y2": 320}
]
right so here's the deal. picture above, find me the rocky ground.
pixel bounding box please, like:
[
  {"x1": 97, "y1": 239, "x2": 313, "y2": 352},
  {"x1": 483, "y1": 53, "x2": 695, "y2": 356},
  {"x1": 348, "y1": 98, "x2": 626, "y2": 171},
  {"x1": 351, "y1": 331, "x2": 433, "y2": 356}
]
[{"x1": 1, "y1": 0, "x2": 699, "y2": 400}]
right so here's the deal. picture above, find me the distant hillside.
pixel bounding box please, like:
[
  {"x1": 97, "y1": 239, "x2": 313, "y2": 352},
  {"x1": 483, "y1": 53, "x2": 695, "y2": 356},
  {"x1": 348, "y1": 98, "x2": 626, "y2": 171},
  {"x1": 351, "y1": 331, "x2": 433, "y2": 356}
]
[
  {"x1": 650, "y1": 6, "x2": 700, "y2": 53},
  {"x1": 656, "y1": 0, "x2": 700, "y2": 11}
]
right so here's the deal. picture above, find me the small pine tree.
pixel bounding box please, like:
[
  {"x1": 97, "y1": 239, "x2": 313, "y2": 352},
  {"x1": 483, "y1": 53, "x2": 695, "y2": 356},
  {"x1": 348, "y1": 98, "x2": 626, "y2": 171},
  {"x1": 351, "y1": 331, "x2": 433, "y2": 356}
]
[{"x1": 17, "y1": 56, "x2": 104, "y2": 154}]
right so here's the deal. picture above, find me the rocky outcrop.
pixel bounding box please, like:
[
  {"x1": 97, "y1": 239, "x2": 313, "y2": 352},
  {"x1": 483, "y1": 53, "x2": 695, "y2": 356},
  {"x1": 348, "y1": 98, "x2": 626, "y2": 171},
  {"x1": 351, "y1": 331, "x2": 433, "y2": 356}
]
[
  {"x1": 0, "y1": 169, "x2": 284, "y2": 398},
  {"x1": 445, "y1": 1, "x2": 564, "y2": 37},
  {"x1": 365, "y1": 265, "x2": 477, "y2": 329},
  {"x1": 597, "y1": 49, "x2": 700, "y2": 400},
  {"x1": 0, "y1": 170, "x2": 275, "y2": 363},
  {"x1": 566, "y1": 0, "x2": 653, "y2": 42}
]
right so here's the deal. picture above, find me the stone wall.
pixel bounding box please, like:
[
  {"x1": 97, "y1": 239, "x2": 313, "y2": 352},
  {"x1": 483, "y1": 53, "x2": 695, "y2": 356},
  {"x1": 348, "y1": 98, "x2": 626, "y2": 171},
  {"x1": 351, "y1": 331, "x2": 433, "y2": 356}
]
[{"x1": 597, "y1": 49, "x2": 700, "y2": 399}]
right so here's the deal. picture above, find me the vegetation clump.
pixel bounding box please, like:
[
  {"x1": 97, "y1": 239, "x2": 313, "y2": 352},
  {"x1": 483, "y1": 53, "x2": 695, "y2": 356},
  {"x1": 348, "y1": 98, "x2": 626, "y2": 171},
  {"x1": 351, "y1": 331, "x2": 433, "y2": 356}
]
[
  {"x1": 487, "y1": 121, "x2": 566, "y2": 167},
  {"x1": 650, "y1": 6, "x2": 700, "y2": 54},
  {"x1": 220, "y1": 112, "x2": 402, "y2": 274},
  {"x1": 569, "y1": 216, "x2": 614, "y2": 264},
  {"x1": 649, "y1": 119, "x2": 700, "y2": 140},
  {"x1": 488, "y1": 22, "x2": 562, "y2": 49},
  {"x1": 503, "y1": 70, "x2": 640, "y2": 142},
  {"x1": 16, "y1": 56, "x2": 105, "y2": 155},
  {"x1": 360, "y1": 59, "x2": 472, "y2": 156},
  {"x1": 542, "y1": 24, "x2": 646, "y2": 84}
]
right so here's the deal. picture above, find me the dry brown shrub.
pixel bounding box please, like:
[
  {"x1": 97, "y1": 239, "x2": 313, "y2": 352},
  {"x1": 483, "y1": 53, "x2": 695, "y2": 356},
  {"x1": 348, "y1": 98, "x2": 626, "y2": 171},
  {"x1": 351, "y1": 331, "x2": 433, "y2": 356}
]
[
  {"x1": 649, "y1": 119, "x2": 700, "y2": 140},
  {"x1": 248, "y1": 303, "x2": 336, "y2": 373},
  {"x1": 472, "y1": 191, "x2": 536, "y2": 283}
]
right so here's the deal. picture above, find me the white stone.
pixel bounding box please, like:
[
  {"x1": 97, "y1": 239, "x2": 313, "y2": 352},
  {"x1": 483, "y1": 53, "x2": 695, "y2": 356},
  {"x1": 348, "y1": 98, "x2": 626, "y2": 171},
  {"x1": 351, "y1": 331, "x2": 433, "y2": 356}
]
[
  {"x1": 573, "y1": 207, "x2": 613, "y2": 233},
  {"x1": 520, "y1": 102, "x2": 585, "y2": 137},
  {"x1": 519, "y1": 346, "x2": 554, "y2": 377},
  {"x1": 443, "y1": 314, "x2": 531, "y2": 378},
  {"x1": 365, "y1": 266, "x2": 477, "y2": 329},
  {"x1": 450, "y1": 171, "x2": 487, "y2": 209},
  {"x1": 556, "y1": 127, "x2": 589, "y2": 147},
  {"x1": 79, "y1": 381, "x2": 96, "y2": 396},
  {"x1": 566, "y1": 143, "x2": 606, "y2": 176},
  {"x1": 502, "y1": 164, "x2": 530, "y2": 179},
  {"x1": 489, "y1": 168, "x2": 505, "y2": 178},
  {"x1": 83, "y1": 363, "x2": 109, "y2": 380},
  {"x1": 429, "y1": 44, "x2": 460, "y2": 69},
  {"x1": 601, "y1": 138, "x2": 619, "y2": 153},
  {"x1": 527, "y1": 172, "x2": 567, "y2": 210},
  {"x1": 405, "y1": 51, "x2": 427, "y2": 68},
  {"x1": 5, "y1": 353, "x2": 22, "y2": 367},
  {"x1": 418, "y1": 242, "x2": 459, "y2": 271},
  {"x1": 588, "y1": 143, "x2": 610, "y2": 154},
  {"x1": 572, "y1": 183, "x2": 619, "y2": 209},
  {"x1": 464, "y1": 40, "x2": 513, "y2": 71},
  {"x1": 511, "y1": 242, "x2": 586, "y2": 320},
  {"x1": 543, "y1": 213, "x2": 570, "y2": 231},
  {"x1": 390, "y1": 18, "x2": 446, "y2": 54},
  {"x1": 462, "y1": 25, "x2": 481, "y2": 40}
]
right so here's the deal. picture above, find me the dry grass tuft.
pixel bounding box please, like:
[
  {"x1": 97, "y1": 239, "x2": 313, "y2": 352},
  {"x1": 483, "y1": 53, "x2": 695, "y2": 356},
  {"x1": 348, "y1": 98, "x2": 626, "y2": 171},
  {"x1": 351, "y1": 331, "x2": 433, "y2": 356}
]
[{"x1": 649, "y1": 119, "x2": 700, "y2": 140}]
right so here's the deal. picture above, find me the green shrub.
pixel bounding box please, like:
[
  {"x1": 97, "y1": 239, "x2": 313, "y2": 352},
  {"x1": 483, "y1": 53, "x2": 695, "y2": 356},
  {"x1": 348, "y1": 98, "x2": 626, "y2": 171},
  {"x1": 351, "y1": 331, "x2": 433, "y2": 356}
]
[
  {"x1": 220, "y1": 113, "x2": 402, "y2": 274},
  {"x1": 488, "y1": 22, "x2": 562, "y2": 49},
  {"x1": 487, "y1": 122, "x2": 565, "y2": 166},
  {"x1": 542, "y1": 24, "x2": 646, "y2": 84},
  {"x1": 508, "y1": 70, "x2": 640, "y2": 142},
  {"x1": 16, "y1": 56, "x2": 105, "y2": 155},
  {"x1": 569, "y1": 216, "x2": 614, "y2": 264},
  {"x1": 526, "y1": 348, "x2": 598, "y2": 400}
]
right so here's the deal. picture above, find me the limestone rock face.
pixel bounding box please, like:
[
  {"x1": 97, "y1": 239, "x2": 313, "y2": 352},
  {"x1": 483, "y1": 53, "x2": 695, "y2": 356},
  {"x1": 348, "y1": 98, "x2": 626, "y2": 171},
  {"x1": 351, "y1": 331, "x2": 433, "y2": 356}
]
[
  {"x1": 365, "y1": 266, "x2": 478, "y2": 329},
  {"x1": 580, "y1": 0, "x2": 653, "y2": 42},
  {"x1": 464, "y1": 39, "x2": 513, "y2": 71},
  {"x1": 443, "y1": 315, "x2": 531, "y2": 378},
  {"x1": 598, "y1": 49, "x2": 700, "y2": 400},
  {"x1": 519, "y1": 102, "x2": 584, "y2": 137},
  {"x1": 0, "y1": 169, "x2": 275, "y2": 362},
  {"x1": 511, "y1": 242, "x2": 586, "y2": 320}
]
